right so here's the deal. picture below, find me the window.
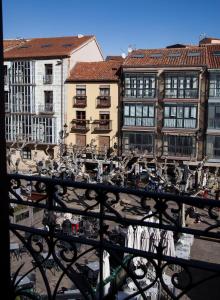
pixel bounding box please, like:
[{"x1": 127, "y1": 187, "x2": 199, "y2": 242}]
[
  {"x1": 4, "y1": 65, "x2": 7, "y2": 84},
  {"x1": 76, "y1": 111, "x2": 86, "y2": 120},
  {"x1": 187, "y1": 52, "x2": 201, "y2": 57},
  {"x1": 32, "y1": 117, "x2": 55, "y2": 144},
  {"x1": 209, "y1": 74, "x2": 220, "y2": 98},
  {"x1": 100, "y1": 112, "x2": 110, "y2": 121},
  {"x1": 165, "y1": 74, "x2": 199, "y2": 99},
  {"x1": 123, "y1": 132, "x2": 154, "y2": 153},
  {"x1": 11, "y1": 61, "x2": 34, "y2": 85},
  {"x1": 44, "y1": 91, "x2": 53, "y2": 104},
  {"x1": 44, "y1": 64, "x2": 53, "y2": 84},
  {"x1": 124, "y1": 74, "x2": 156, "y2": 98},
  {"x1": 208, "y1": 104, "x2": 220, "y2": 129},
  {"x1": 164, "y1": 105, "x2": 197, "y2": 128},
  {"x1": 76, "y1": 85, "x2": 86, "y2": 96},
  {"x1": 207, "y1": 136, "x2": 220, "y2": 159},
  {"x1": 163, "y1": 135, "x2": 195, "y2": 157},
  {"x1": 22, "y1": 147, "x2": 32, "y2": 159},
  {"x1": 124, "y1": 104, "x2": 155, "y2": 127},
  {"x1": 99, "y1": 86, "x2": 110, "y2": 96},
  {"x1": 5, "y1": 92, "x2": 9, "y2": 112}
]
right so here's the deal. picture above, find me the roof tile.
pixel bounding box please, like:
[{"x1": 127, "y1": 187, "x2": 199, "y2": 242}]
[
  {"x1": 67, "y1": 61, "x2": 121, "y2": 82},
  {"x1": 4, "y1": 36, "x2": 94, "y2": 59}
]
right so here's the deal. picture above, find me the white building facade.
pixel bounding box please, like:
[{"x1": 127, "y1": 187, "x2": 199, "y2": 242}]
[{"x1": 4, "y1": 36, "x2": 103, "y2": 159}]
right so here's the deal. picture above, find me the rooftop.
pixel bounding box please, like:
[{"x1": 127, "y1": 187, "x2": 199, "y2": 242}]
[
  {"x1": 123, "y1": 46, "x2": 207, "y2": 68},
  {"x1": 66, "y1": 61, "x2": 121, "y2": 82},
  {"x1": 205, "y1": 44, "x2": 220, "y2": 69},
  {"x1": 4, "y1": 35, "x2": 94, "y2": 60}
]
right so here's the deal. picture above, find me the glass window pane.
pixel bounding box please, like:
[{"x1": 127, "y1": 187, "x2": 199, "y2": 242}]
[
  {"x1": 148, "y1": 106, "x2": 154, "y2": 117},
  {"x1": 177, "y1": 107, "x2": 183, "y2": 118},
  {"x1": 190, "y1": 107, "x2": 197, "y2": 118},
  {"x1": 184, "y1": 107, "x2": 189, "y2": 118},
  {"x1": 193, "y1": 77, "x2": 198, "y2": 88},
  {"x1": 136, "y1": 118, "x2": 142, "y2": 126},
  {"x1": 143, "y1": 106, "x2": 148, "y2": 116},
  {"x1": 177, "y1": 119, "x2": 183, "y2": 127},
  {"x1": 130, "y1": 106, "x2": 135, "y2": 116},
  {"x1": 124, "y1": 105, "x2": 129, "y2": 116},
  {"x1": 136, "y1": 105, "x2": 142, "y2": 117},
  {"x1": 170, "y1": 107, "x2": 176, "y2": 117},
  {"x1": 179, "y1": 77, "x2": 184, "y2": 88},
  {"x1": 209, "y1": 105, "x2": 215, "y2": 118},
  {"x1": 164, "y1": 107, "x2": 170, "y2": 117}
]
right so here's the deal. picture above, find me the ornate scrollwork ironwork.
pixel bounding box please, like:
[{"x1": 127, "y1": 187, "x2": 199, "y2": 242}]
[{"x1": 8, "y1": 174, "x2": 220, "y2": 299}]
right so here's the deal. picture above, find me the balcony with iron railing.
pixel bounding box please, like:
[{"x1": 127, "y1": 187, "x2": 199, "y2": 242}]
[
  {"x1": 70, "y1": 119, "x2": 90, "y2": 132},
  {"x1": 96, "y1": 96, "x2": 111, "y2": 108},
  {"x1": 43, "y1": 75, "x2": 53, "y2": 84},
  {"x1": 6, "y1": 173, "x2": 220, "y2": 299},
  {"x1": 38, "y1": 104, "x2": 54, "y2": 114},
  {"x1": 73, "y1": 95, "x2": 87, "y2": 108},
  {"x1": 92, "y1": 119, "x2": 112, "y2": 132}
]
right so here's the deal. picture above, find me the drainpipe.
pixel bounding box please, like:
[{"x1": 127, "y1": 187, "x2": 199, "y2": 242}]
[
  {"x1": 0, "y1": 0, "x2": 10, "y2": 298},
  {"x1": 61, "y1": 59, "x2": 64, "y2": 132}
]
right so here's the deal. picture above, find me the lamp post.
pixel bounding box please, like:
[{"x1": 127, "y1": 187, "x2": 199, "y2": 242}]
[{"x1": 59, "y1": 123, "x2": 68, "y2": 162}]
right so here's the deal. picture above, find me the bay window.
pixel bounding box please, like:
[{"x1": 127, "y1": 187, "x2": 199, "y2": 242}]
[
  {"x1": 165, "y1": 74, "x2": 199, "y2": 99},
  {"x1": 209, "y1": 74, "x2": 220, "y2": 98},
  {"x1": 124, "y1": 104, "x2": 155, "y2": 127},
  {"x1": 124, "y1": 74, "x2": 156, "y2": 98},
  {"x1": 163, "y1": 135, "x2": 196, "y2": 157},
  {"x1": 207, "y1": 135, "x2": 220, "y2": 159},
  {"x1": 164, "y1": 105, "x2": 197, "y2": 128},
  {"x1": 123, "y1": 132, "x2": 154, "y2": 153}
]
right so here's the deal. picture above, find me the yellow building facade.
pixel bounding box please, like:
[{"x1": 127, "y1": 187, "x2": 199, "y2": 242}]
[{"x1": 65, "y1": 61, "x2": 121, "y2": 153}]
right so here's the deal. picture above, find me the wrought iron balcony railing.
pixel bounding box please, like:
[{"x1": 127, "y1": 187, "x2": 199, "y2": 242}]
[
  {"x1": 96, "y1": 96, "x2": 111, "y2": 108},
  {"x1": 92, "y1": 120, "x2": 112, "y2": 132},
  {"x1": 7, "y1": 173, "x2": 220, "y2": 300},
  {"x1": 73, "y1": 95, "x2": 87, "y2": 108},
  {"x1": 70, "y1": 119, "x2": 90, "y2": 132},
  {"x1": 43, "y1": 75, "x2": 53, "y2": 84},
  {"x1": 38, "y1": 104, "x2": 54, "y2": 114}
]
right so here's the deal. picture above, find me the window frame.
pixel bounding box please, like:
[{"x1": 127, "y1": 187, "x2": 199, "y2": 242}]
[
  {"x1": 123, "y1": 104, "x2": 155, "y2": 127},
  {"x1": 165, "y1": 74, "x2": 199, "y2": 99},
  {"x1": 124, "y1": 73, "x2": 156, "y2": 98},
  {"x1": 163, "y1": 104, "x2": 197, "y2": 128}
]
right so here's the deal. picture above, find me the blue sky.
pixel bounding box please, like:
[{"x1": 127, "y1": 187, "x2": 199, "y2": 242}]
[{"x1": 3, "y1": 0, "x2": 220, "y2": 57}]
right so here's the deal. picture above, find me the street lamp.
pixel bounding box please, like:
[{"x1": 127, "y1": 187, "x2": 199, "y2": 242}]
[{"x1": 59, "y1": 123, "x2": 68, "y2": 161}]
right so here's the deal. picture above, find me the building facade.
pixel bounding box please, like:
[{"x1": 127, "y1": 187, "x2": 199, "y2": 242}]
[
  {"x1": 4, "y1": 35, "x2": 103, "y2": 160},
  {"x1": 121, "y1": 46, "x2": 207, "y2": 162},
  {"x1": 65, "y1": 60, "x2": 121, "y2": 153},
  {"x1": 205, "y1": 43, "x2": 220, "y2": 163}
]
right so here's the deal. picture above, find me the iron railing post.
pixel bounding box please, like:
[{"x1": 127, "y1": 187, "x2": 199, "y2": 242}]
[{"x1": 0, "y1": 0, "x2": 10, "y2": 298}]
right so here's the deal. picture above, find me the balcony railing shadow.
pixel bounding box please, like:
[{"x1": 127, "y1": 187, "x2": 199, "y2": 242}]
[{"x1": 8, "y1": 174, "x2": 220, "y2": 300}]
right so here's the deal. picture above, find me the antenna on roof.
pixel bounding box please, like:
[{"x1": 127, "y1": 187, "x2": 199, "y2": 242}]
[
  {"x1": 199, "y1": 33, "x2": 207, "y2": 41},
  {"x1": 128, "y1": 45, "x2": 133, "y2": 53},
  {"x1": 77, "y1": 34, "x2": 84, "y2": 38}
]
